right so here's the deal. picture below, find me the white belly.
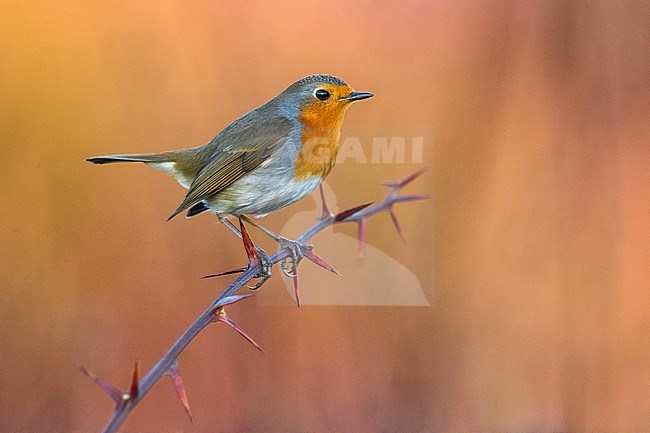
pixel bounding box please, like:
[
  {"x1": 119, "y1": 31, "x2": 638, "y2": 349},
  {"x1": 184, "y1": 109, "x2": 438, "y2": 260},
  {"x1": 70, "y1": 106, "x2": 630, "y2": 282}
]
[{"x1": 206, "y1": 173, "x2": 322, "y2": 217}]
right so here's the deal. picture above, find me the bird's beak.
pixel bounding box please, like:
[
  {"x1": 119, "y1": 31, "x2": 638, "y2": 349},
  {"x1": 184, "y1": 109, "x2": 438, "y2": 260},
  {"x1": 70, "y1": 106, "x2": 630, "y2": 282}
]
[{"x1": 344, "y1": 91, "x2": 374, "y2": 101}]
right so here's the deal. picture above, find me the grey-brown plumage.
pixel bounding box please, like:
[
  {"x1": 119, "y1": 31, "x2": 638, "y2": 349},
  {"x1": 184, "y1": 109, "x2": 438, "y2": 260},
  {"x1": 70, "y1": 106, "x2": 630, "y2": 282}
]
[
  {"x1": 87, "y1": 74, "x2": 373, "y2": 220},
  {"x1": 88, "y1": 104, "x2": 295, "y2": 219}
]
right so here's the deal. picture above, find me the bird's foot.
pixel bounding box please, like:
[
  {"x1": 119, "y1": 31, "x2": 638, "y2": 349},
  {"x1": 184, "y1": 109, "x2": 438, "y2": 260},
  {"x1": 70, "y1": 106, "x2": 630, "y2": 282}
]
[
  {"x1": 278, "y1": 238, "x2": 313, "y2": 278},
  {"x1": 249, "y1": 245, "x2": 273, "y2": 290}
]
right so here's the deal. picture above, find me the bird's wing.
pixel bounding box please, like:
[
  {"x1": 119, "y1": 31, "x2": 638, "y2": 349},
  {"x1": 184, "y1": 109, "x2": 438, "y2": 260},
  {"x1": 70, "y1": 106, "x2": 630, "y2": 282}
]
[{"x1": 168, "y1": 116, "x2": 293, "y2": 220}]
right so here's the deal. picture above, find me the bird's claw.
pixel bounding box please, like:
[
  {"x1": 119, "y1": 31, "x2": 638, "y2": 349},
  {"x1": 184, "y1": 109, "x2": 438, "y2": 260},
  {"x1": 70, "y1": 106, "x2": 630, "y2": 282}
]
[
  {"x1": 248, "y1": 246, "x2": 272, "y2": 290},
  {"x1": 279, "y1": 239, "x2": 312, "y2": 278}
]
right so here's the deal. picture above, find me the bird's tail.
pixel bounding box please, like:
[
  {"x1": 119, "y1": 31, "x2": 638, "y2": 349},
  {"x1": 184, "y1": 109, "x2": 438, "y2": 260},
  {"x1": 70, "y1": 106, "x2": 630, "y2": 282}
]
[
  {"x1": 86, "y1": 153, "x2": 173, "y2": 165},
  {"x1": 86, "y1": 150, "x2": 196, "y2": 191}
]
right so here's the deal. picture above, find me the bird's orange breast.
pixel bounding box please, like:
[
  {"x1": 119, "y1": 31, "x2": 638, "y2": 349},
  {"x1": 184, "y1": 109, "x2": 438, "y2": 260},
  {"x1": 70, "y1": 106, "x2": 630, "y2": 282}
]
[{"x1": 294, "y1": 102, "x2": 347, "y2": 180}]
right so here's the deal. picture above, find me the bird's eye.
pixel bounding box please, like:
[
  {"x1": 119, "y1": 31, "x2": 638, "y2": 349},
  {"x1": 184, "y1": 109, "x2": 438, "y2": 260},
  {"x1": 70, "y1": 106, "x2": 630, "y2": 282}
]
[{"x1": 314, "y1": 89, "x2": 330, "y2": 101}]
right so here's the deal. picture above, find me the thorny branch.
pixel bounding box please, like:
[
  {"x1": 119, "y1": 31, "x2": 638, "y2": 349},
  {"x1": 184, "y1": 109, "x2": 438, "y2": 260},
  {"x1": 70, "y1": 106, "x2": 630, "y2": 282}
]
[{"x1": 83, "y1": 169, "x2": 427, "y2": 433}]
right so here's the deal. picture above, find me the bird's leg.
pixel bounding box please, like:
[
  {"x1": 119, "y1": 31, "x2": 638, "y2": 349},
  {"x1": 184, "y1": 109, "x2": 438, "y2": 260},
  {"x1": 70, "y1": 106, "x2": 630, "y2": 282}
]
[
  {"x1": 239, "y1": 215, "x2": 312, "y2": 278},
  {"x1": 217, "y1": 215, "x2": 272, "y2": 288},
  {"x1": 217, "y1": 214, "x2": 244, "y2": 237}
]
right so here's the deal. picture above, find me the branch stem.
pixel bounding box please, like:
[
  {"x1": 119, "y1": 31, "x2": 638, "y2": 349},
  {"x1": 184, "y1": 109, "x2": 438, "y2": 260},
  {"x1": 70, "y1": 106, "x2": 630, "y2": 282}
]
[{"x1": 94, "y1": 171, "x2": 425, "y2": 433}]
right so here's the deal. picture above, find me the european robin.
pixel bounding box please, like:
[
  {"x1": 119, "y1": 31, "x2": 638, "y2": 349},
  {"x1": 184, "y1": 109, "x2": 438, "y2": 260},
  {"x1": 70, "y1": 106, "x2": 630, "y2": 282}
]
[{"x1": 87, "y1": 74, "x2": 373, "y2": 225}]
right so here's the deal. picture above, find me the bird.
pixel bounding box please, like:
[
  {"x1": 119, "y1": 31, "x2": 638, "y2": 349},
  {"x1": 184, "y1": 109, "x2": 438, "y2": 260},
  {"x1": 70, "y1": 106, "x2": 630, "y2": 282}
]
[
  {"x1": 87, "y1": 74, "x2": 373, "y2": 272},
  {"x1": 88, "y1": 74, "x2": 372, "y2": 220}
]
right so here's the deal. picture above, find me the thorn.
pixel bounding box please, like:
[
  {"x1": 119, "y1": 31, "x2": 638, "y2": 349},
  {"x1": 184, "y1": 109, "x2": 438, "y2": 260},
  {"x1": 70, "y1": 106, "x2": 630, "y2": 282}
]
[
  {"x1": 238, "y1": 217, "x2": 272, "y2": 287},
  {"x1": 383, "y1": 168, "x2": 427, "y2": 188},
  {"x1": 302, "y1": 248, "x2": 340, "y2": 276},
  {"x1": 335, "y1": 202, "x2": 373, "y2": 222},
  {"x1": 292, "y1": 272, "x2": 300, "y2": 307},
  {"x1": 214, "y1": 308, "x2": 264, "y2": 352},
  {"x1": 357, "y1": 218, "x2": 367, "y2": 258},
  {"x1": 391, "y1": 194, "x2": 430, "y2": 204},
  {"x1": 213, "y1": 293, "x2": 254, "y2": 309},
  {"x1": 80, "y1": 366, "x2": 123, "y2": 405},
  {"x1": 388, "y1": 207, "x2": 406, "y2": 242},
  {"x1": 202, "y1": 267, "x2": 246, "y2": 279},
  {"x1": 397, "y1": 168, "x2": 428, "y2": 187},
  {"x1": 166, "y1": 361, "x2": 194, "y2": 423},
  {"x1": 319, "y1": 184, "x2": 332, "y2": 218},
  {"x1": 238, "y1": 217, "x2": 258, "y2": 263},
  {"x1": 129, "y1": 360, "x2": 140, "y2": 400}
]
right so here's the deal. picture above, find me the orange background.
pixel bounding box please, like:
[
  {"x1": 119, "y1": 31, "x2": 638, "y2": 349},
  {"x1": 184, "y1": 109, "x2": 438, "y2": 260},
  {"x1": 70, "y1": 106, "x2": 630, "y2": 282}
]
[{"x1": 1, "y1": 1, "x2": 649, "y2": 432}]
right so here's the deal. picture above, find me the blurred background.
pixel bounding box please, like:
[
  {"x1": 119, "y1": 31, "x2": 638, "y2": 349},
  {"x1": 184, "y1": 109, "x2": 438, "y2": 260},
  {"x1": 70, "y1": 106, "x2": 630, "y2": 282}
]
[{"x1": 1, "y1": 1, "x2": 649, "y2": 431}]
